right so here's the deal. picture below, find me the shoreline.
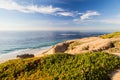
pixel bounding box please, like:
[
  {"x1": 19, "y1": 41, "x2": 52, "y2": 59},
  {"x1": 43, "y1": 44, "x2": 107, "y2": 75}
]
[{"x1": 0, "y1": 46, "x2": 52, "y2": 63}]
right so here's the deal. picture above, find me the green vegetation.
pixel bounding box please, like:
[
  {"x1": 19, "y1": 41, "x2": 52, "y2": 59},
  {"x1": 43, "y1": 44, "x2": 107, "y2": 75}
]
[
  {"x1": 100, "y1": 32, "x2": 120, "y2": 39},
  {"x1": 108, "y1": 41, "x2": 120, "y2": 53},
  {"x1": 0, "y1": 52, "x2": 120, "y2": 80},
  {"x1": 99, "y1": 32, "x2": 120, "y2": 52},
  {"x1": 68, "y1": 41, "x2": 83, "y2": 50},
  {"x1": 114, "y1": 41, "x2": 120, "y2": 47}
]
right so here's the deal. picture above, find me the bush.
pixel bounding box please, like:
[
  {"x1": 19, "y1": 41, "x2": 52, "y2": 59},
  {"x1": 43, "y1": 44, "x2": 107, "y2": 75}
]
[
  {"x1": 107, "y1": 41, "x2": 120, "y2": 53},
  {"x1": 100, "y1": 32, "x2": 120, "y2": 39},
  {"x1": 68, "y1": 41, "x2": 83, "y2": 50},
  {"x1": 0, "y1": 52, "x2": 120, "y2": 80}
]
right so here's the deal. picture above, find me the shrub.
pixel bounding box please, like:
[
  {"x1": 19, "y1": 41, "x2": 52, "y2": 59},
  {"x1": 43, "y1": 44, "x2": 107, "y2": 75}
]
[
  {"x1": 0, "y1": 52, "x2": 120, "y2": 80},
  {"x1": 100, "y1": 32, "x2": 120, "y2": 39},
  {"x1": 68, "y1": 41, "x2": 83, "y2": 50},
  {"x1": 108, "y1": 41, "x2": 120, "y2": 53}
]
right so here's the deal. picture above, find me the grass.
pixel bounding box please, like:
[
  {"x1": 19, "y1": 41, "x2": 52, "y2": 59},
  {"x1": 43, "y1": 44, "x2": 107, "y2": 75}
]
[
  {"x1": 108, "y1": 41, "x2": 120, "y2": 53},
  {"x1": 68, "y1": 41, "x2": 83, "y2": 50},
  {"x1": 99, "y1": 32, "x2": 120, "y2": 53},
  {"x1": 100, "y1": 32, "x2": 120, "y2": 39},
  {"x1": 0, "y1": 52, "x2": 120, "y2": 80}
]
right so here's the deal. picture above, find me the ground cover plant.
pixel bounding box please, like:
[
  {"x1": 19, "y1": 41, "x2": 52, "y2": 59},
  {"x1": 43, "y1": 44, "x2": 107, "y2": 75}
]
[{"x1": 0, "y1": 52, "x2": 120, "y2": 80}]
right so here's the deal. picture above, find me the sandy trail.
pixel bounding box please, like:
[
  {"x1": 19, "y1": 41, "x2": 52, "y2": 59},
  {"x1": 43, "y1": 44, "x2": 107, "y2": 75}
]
[{"x1": 109, "y1": 53, "x2": 120, "y2": 80}]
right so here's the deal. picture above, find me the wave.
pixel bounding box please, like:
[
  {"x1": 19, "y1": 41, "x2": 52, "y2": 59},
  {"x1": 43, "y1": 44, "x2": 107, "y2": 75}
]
[
  {"x1": 0, "y1": 46, "x2": 52, "y2": 63},
  {"x1": 60, "y1": 34, "x2": 78, "y2": 36}
]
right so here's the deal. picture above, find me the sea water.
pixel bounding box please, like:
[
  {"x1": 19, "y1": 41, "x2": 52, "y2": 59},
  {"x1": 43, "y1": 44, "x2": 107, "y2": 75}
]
[{"x1": 0, "y1": 31, "x2": 106, "y2": 61}]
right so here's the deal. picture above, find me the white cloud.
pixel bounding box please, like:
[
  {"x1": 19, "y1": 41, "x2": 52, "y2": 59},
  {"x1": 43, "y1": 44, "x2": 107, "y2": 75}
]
[
  {"x1": 73, "y1": 18, "x2": 120, "y2": 25},
  {"x1": 57, "y1": 12, "x2": 74, "y2": 16},
  {"x1": 27, "y1": 5, "x2": 63, "y2": 14},
  {"x1": 0, "y1": 0, "x2": 83, "y2": 17},
  {"x1": 79, "y1": 19, "x2": 120, "y2": 25},
  {"x1": 0, "y1": 0, "x2": 63, "y2": 14},
  {"x1": 99, "y1": 19, "x2": 120, "y2": 25},
  {"x1": 80, "y1": 11, "x2": 100, "y2": 20},
  {"x1": 0, "y1": 0, "x2": 27, "y2": 12},
  {"x1": 0, "y1": 0, "x2": 101, "y2": 19},
  {"x1": 73, "y1": 11, "x2": 100, "y2": 23}
]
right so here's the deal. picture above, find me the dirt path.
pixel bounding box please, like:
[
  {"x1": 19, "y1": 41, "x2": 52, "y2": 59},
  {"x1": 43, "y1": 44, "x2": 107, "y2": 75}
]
[
  {"x1": 110, "y1": 69, "x2": 120, "y2": 80},
  {"x1": 111, "y1": 53, "x2": 120, "y2": 58},
  {"x1": 110, "y1": 53, "x2": 120, "y2": 80}
]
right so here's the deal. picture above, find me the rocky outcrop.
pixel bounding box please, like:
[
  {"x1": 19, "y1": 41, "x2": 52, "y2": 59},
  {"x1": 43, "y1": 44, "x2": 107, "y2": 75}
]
[{"x1": 17, "y1": 54, "x2": 34, "y2": 59}]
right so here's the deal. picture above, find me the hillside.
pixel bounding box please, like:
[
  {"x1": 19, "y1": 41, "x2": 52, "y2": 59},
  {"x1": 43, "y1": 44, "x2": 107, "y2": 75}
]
[
  {"x1": 0, "y1": 52, "x2": 120, "y2": 80},
  {"x1": 1, "y1": 32, "x2": 120, "y2": 80},
  {"x1": 41, "y1": 32, "x2": 120, "y2": 55},
  {"x1": 100, "y1": 32, "x2": 120, "y2": 39}
]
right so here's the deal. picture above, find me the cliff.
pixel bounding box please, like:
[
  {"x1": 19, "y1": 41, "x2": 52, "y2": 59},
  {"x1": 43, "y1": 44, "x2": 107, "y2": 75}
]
[{"x1": 40, "y1": 32, "x2": 120, "y2": 56}]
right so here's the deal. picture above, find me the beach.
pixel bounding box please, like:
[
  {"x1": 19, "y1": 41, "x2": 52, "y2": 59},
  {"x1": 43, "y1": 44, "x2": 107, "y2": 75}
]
[
  {"x1": 0, "y1": 46, "x2": 51, "y2": 63},
  {"x1": 0, "y1": 31, "x2": 105, "y2": 63}
]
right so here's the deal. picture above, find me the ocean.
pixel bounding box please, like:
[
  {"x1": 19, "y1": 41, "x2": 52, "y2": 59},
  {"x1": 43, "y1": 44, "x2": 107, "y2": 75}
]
[{"x1": 0, "y1": 31, "x2": 106, "y2": 61}]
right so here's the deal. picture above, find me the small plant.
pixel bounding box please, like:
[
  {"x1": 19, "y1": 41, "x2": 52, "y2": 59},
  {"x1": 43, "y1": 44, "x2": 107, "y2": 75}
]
[
  {"x1": 108, "y1": 41, "x2": 120, "y2": 53},
  {"x1": 68, "y1": 41, "x2": 83, "y2": 50},
  {"x1": 114, "y1": 41, "x2": 120, "y2": 47}
]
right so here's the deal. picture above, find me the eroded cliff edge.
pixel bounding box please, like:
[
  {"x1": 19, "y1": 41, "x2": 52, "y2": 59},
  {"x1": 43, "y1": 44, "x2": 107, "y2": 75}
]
[{"x1": 39, "y1": 32, "x2": 120, "y2": 56}]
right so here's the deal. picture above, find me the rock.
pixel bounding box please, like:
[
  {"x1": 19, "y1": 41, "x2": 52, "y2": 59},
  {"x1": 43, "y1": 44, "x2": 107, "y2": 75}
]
[{"x1": 17, "y1": 54, "x2": 34, "y2": 59}]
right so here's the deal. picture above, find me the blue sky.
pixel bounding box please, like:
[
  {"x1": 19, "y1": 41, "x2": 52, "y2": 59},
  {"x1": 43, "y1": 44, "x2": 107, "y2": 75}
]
[{"x1": 0, "y1": 0, "x2": 120, "y2": 31}]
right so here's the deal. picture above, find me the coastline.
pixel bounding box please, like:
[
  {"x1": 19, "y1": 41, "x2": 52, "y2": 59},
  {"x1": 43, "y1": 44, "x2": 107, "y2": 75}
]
[
  {"x1": 0, "y1": 31, "x2": 105, "y2": 63},
  {"x1": 1, "y1": 32, "x2": 119, "y2": 63},
  {"x1": 0, "y1": 46, "x2": 52, "y2": 63}
]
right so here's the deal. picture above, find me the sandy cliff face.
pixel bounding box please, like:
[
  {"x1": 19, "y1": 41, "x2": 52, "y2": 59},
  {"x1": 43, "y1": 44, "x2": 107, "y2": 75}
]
[
  {"x1": 66, "y1": 38, "x2": 113, "y2": 54},
  {"x1": 42, "y1": 40, "x2": 74, "y2": 55},
  {"x1": 42, "y1": 37, "x2": 120, "y2": 55}
]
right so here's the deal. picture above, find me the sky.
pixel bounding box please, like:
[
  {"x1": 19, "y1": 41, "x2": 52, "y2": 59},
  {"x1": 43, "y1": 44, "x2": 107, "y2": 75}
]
[{"x1": 0, "y1": 0, "x2": 120, "y2": 31}]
